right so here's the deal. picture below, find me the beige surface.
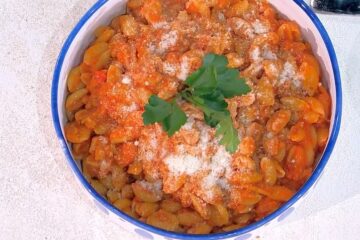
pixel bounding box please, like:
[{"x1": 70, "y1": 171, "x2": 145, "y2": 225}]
[{"x1": 0, "y1": 0, "x2": 360, "y2": 239}]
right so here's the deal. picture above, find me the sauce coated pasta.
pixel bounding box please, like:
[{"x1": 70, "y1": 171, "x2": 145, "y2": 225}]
[{"x1": 64, "y1": 0, "x2": 331, "y2": 234}]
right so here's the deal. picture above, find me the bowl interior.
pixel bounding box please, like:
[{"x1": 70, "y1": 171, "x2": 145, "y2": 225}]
[{"x1": 52, "y1": 0, "x2": 341, "y2": 239}]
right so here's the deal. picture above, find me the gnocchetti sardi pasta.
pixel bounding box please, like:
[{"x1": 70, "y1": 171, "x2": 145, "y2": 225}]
[{"x1": 64, "y1": 0, "x2": 331, "y2": 234}]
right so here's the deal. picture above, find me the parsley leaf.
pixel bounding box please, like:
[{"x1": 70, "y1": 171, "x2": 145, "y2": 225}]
[
  {"x1": 142, "y1": 53, "x2": 251, "y2": 153},
  {"x1": 216, "y1": 116, "x2": 240, "y2": 153},
  {"x1": 162, "y1": 101, "x2": 187, "y2": 136},
  {"x1": 193, "y1": 53, "x2": 251, "y2": 98},
  {"x1": 203, "y1": 53, "x2": 228, "y2": 74},
  {"x1": 201, "y1": 90, "x2": 228, "y2": 111},
  {"x1": 204, "y1": 113, "x2": 219, "y2": 127},
  {"x1": 217, "y1": 69, "x2": 251, "y2": 98},
  {"x1": 142, "y1": 95, "x2": 187, "y2": 136},
  {"x1": 185, "y1": 66, "x2": 217, "y2": 95},
  {"x1": 142, "y1": 95, "x2": 172, "y2": 124}
]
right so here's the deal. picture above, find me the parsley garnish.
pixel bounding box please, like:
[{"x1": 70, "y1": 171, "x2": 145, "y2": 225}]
[
  {"x1": 142, "y1": 95, "x2": 187, "y2": 136},
  {"x1": 142, "y1": 53, "x2": 251, "y2": 153}
]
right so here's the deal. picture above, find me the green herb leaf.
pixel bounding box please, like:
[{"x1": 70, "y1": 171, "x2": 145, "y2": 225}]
[
  {"x1": 217, "y1": 69, "x2": 251, "y2": 98},
  {"x1": 142, "y1": 95, "x2": 172, "y2": 125},
  {"x1": 201, "y1": 90, "x2": 228, "y2": 111},
  {"x1": 162, "y1": 102, "x2": 187, "y2": 136},
  {"x1": 216, "y1": 116, "x2": 240, "y2": 153},
  {"x1": 203, "y1": 53, "x2": 228, "y2": 74},
  {"x1": 142, "y1": 95, "x2": 187, "y2": 136},
  {"x1": 185, "y1": 66, "x2": 217, "y2": 95},
  {"x1": 204, "y1": 113, "x2": 219, "y2": 127},
  {"x1": 143, "y1": 53, "x2": 251, "y2": 153}
]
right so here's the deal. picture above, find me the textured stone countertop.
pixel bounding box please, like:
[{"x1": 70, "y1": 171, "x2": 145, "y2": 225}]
[{"x1": 1, "y1": 0, "x2": 360, "y2": 239}]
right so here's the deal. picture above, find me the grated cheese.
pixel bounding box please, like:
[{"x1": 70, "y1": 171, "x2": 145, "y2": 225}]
[
  {"x1": 262, "y1": 45, "x2": 277, "y2": 60},
  {"x1": 98, "y1": 136, "x2": 108, "y2": 144},
  {"x1": 248, "y1": 62, "x2": 263, "y2": 77},
  {"x1": 150, "y1": 138, "x2": 157, "y2": 149},
  {"x1": 293, "y1": 75, "x2": 303, "y2": 88},
  {"x1": 201, "y1": 146, "x2": 232, "y2": 199},
  {"x1": 211, "y1": 146, "x2": 232, "y2": 178},
  {"x1": 279, "y1": 61, "x2": 302, "y2": 88},
  {"x1": 235, "y1": 19, "x2": 245, "y2": 29},
  {"x1": 138, "y1": 180, "x2": 163, "y2": 198},
  {"x1": 252, "y1": 19, "x2": 269, "y2": 34},
  {"x1": 153, "y1": 21, "x2": 169, "y2": 29},
  {"x1": 163, "y1": 62, "x2": 177, "y2": 75},
  {"x1": 217, "y1": 178, "x2": 230, "y2": 191},
  {"x1": 245, "y1": 28, "x2": 255, "y2": 39},
  {"x1": 279, "y1": 62, "x2": 295, "y2": 84},
  {"x1": 121, "y1": 75, "x2": 132, "y2": 85},
  {"x1": 99, "y1": 160, "x2": 111, "y2": 174},
  {"x1": 120, "y1": 102, "x2": 138, "y2": 113},
  {"x1": 164, "y1": 120, "x2": 233, "y2": 199},
  {"x1": 177, "y1": 56, "x2": 189, "y2": 81},
  {"x1": 269, "y1": 62, "x2": 278, "y2": 74},
  {"x1": 164, "y1": 154, "x2": 203, "y2": 176},
  {"x1": 250, "y1": 47, "x2": 261, "y2": 62},
  {"x1": 234, "y1": 19, "x2": 254, "y2": 38},
  {"x1": 145, "y1": 150, "x2": 155, "y2": 161},
  {"x1": 159, "y1": 30, "x2": 178, "y2": 53},
  {"x1": 218, "y1": 12, "x2": 225, "y2": 21},
  {"x1": 251, "y1": 45, "x2": 277, "y2": 62},
  {"x1": 182, "y1": 117, "x2": 195, "y2": 130},
  {"x1": 244, "y1": 9, "x2": 256, "y2": 20},
  {"x1": 148, "y1": 42, "x2": 156, "y2": 53},
  {"x1": 142, "y1": 132, "x2": 158, "y2": 161}
]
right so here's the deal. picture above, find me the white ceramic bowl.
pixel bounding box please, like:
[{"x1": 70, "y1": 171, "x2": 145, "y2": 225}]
[{"x1": 51, "y1": 1, "x2": 342, "y2": 239}]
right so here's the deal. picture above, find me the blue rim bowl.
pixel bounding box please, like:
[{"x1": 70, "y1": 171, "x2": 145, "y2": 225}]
[{"x1": 51, "y1": 0, "x2": 342, "y2": 239}]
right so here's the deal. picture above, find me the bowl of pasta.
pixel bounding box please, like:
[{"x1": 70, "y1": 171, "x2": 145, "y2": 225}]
[{"x1": 51, "y1": 0, "x2": 342, "y2": 239}]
